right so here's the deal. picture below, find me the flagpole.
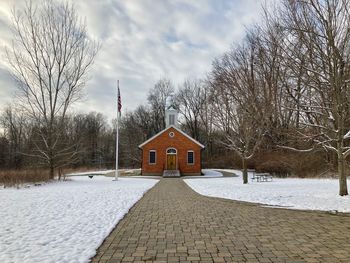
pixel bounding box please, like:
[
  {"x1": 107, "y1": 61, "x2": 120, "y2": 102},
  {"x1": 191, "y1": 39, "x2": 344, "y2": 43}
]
[{"x1": 115, "y1": 80, "x2": 119, "y2": 181}]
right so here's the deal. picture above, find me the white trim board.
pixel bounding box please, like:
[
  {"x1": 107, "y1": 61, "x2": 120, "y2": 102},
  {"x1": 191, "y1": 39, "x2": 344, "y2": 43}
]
[{"x1": 138, "y1": 125, "x2": 205, "y2": 149}]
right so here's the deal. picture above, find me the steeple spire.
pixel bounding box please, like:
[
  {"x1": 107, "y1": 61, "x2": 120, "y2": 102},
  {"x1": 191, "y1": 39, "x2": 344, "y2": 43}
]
[{"x1": 165, "y1": 94, "x2": 178, "y2": 127}]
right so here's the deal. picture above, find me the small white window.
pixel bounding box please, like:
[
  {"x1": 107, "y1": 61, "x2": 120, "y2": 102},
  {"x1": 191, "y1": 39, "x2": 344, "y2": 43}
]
[
  {"x1": 169, "y1": 114, "x2": 175, "y2": 125},
  {"x1": 187, "y1": 151, "x2": 194, "y2": 165},
  {"x1": 149, "y1": 150, "x2": 156, "y2": 164}
]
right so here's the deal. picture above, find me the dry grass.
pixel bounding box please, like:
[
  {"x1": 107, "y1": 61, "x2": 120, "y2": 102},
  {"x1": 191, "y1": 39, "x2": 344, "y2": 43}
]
[
  {"x1": 206, "y1": 149, "x2": 340, "y2": 178},
  {"x1": 0, "y1": 169, "x2": 51, "y2": 187},
  {"x1": 254, "y1": 150, "x2": 335, "y2": 178},
  {"x1": 119, "y1": 169, "x2": 141, "y2": 177},
  {"x1": 62, "y1": 166, "x2": 107, "y2": 175},
  {"x1": 0, "y1": 166, "x2": 153, "y2": 188},
  {"x1": 0, "y1": 166, "x2": 118, "y2": 187}
]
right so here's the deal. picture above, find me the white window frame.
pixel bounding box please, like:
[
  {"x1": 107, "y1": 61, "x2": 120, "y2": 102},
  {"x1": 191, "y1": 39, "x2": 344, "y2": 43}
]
[
  {"x1": 187, "y1": 150, "x2": 194, "y2": 165},
  {"x1": 149, "y1": 150, "x2": 156, "y2": 165}
]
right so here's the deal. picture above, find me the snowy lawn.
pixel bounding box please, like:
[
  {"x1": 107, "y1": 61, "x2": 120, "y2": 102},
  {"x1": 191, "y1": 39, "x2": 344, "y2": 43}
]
[
  {"x1": 184, "y1": 169, "x2": 350, "y2": 213},
  {"x1": 0, "y1": 176, "x2": 158, "y2": 263},
  {"x1": 202, "y1": 169, "x2": 223, "y2": 177}
]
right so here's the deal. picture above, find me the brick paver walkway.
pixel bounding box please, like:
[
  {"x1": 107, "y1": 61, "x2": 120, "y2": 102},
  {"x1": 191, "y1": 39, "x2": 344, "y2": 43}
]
[{"x1": 91, "y1": 179, "x2": 350, "y2": 263}]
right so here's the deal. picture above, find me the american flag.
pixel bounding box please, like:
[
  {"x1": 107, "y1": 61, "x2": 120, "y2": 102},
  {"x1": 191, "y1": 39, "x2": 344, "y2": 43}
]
[{"x1": 117, "y1": 80, "x2": 122, "y2": 115}]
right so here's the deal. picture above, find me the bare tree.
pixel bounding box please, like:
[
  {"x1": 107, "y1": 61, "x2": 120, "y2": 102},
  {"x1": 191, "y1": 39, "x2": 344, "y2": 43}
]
[
  {"x1": 1, "y1": 105, "x2": 28, "y2": 168},
  {"x1": 278, "y1": 0, "x2": 350, "y2": 195},
  {"x1": 147, "y1": 78, "x2": 175, "y2": 134},
  {"x1": 133, "y1": 105, "x2": 154, "y2": 139},
  {"x1": 175, "y1": 79, "x2": 206, "y2": 140},
  {"x1": 211, "y1": 35, "x2": 266, "y2": 184},
  {"x1": 0, "y1": 136, "x2": 9, "y2": 168},
  {"x1": 212, "y1": 93, "x2": 264, "y2": 184},
  {"x1": 6, "y1": 0, "x2": 99, "y2": 179},
  {"x1": 119, "y1": 111, "x2": 145, "y2": 166},
  {"x1": 84, "y1": 112, "x2": 107, "y2": 164}
]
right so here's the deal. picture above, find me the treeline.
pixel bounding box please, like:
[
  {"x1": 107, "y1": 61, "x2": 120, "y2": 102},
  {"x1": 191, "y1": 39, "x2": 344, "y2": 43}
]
[
  {"x1": 1, "y1": 0, "x2": 349, "y2": 195},
  {"x1": 0, "y1": 109, "x2": 114, "y2": 170},
  {"x1": 118, "y1": 78, "x2": 229, "y2": 169},
  {"x1": 208, "y1": 0, "x2": 350, "y2": 195},
  {"x1": 0, "y1": 78, "x2": 226, "y2": 171},
  {"x1": 120, "y1": 0, "x2": 350, "y2": 195}
]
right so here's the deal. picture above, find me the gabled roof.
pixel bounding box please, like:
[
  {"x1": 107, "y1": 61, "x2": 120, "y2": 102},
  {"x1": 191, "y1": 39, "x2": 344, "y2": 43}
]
[
  {"x1": 138, "y1": 125, "x2": 205, "y2": 149},
  {"x1": 166, "y1": 105, "x2": 177, "y2": 111}
]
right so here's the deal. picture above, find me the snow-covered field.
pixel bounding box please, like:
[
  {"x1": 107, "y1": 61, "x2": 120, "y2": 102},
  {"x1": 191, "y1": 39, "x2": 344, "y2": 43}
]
[
  {"x1": 0, "y1": 176, "x2": 158, "y2": 263},
  {"x1": 201, "y1": 169, "x2": 223, "y2": 177},
  {"x1": 185, "y1": 169, "x2": 350, "y2": 213}
]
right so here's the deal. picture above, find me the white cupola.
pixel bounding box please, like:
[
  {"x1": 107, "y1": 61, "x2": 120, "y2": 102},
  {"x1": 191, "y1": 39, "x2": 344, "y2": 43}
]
[{"x1": 165, "y1": 94, "x2": 178, "y2": 128}]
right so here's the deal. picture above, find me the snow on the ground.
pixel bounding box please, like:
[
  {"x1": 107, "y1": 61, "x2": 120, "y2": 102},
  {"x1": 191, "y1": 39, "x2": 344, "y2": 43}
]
[
  {"x1": 0, "y1": 176, "x2": 158, "y2": 263},
  {"x1": 202, "y1": 169, "x2": 223, "y2": 177},
  {"x1": 184, "y1": 169, "x2": 350, "y2": 213},
  {"x1": 66, "y1": 169, "x2": 141, "y2": 177},
  {"x1": 123, "y1": 169, "x2": 141, "y2": 174}
]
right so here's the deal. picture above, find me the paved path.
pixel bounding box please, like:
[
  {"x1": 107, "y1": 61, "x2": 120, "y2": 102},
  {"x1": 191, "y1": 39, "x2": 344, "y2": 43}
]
[{"x1": 91, "y1": 179, "x2": 350, "y2": 263}]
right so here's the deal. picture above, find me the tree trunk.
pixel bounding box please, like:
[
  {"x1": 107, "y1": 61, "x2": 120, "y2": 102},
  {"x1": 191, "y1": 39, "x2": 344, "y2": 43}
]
[
  {"x1": 49, "y1": 162, "x2": 55, "y2": 180},
  {"x1": 337, "y1": 113, "x2": 348, "y2": 196},
  {"x1": 338, "y1": 153, "x2": 348, "y2": 196},
  {"x1": 58, "y1": 168, "x2": 62, "y2": 181},
  {"x1": 242, "y1": 156, "x2": 248, "y2": 184}
]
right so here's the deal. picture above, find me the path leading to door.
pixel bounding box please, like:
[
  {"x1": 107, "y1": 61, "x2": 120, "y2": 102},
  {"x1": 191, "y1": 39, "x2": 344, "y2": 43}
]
[{"x1": 91, "y1": 179, "x2": 350, "y2": 263}]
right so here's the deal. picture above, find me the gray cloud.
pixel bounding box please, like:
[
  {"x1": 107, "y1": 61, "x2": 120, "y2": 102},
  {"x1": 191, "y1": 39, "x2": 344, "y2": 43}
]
[{"x1": 0, "y1": 0, "x2": 269, "y2": 121}]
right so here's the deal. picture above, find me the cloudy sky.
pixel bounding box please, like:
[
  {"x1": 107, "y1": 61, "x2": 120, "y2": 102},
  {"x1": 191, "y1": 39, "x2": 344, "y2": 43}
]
[{"x1": 0, "y1": 0, "x2": 268, "y2": 121}]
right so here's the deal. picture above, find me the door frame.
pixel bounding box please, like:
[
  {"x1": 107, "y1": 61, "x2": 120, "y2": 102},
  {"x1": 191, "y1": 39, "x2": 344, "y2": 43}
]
[{"x1": 166, "y1": 148, "x2": 177, "y2": 170}]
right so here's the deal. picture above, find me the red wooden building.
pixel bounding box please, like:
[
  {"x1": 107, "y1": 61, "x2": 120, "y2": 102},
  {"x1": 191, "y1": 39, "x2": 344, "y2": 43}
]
[{"x1": 139, "y1": 99, "x2": 204, "y2": 176}]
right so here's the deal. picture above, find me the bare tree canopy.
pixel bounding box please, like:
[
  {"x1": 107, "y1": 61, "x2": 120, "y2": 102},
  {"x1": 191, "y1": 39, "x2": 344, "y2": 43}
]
[
  {"x1": 210, "y1": 32, "x2": 267, "y2": 184},
  {"x1": 6, "y1": 0, "x2": 99, "y2": 179},
  {"x1": 1, "y1": 0, "x2": 348, "y2": 197},
  {"x1": 147, "y1": 78, "x2": 175, "y2": 133},
  {"x1": 275, "y1": 0, "x2": 350, "y2": 195},
  {"x1": 175, "y1": 79, "x2": 206, "y2": 141}
]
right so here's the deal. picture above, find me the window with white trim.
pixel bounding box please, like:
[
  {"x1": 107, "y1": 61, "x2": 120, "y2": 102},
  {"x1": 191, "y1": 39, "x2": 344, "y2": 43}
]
[
  {"x1": 187, "y1": 151, "x2": 194, "y2": 165},
  {"x1": 149, "y1": 150, "x2": 156, "y2": 164}
]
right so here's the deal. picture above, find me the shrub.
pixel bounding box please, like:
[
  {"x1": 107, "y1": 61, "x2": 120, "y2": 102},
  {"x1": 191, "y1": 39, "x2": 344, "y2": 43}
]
[
  {"x1": 254, "y1": 150, "x2": 333, "y2": 178},
  {"x1": 0, "y1": 169, "x2": 50, "y2": 187}
]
